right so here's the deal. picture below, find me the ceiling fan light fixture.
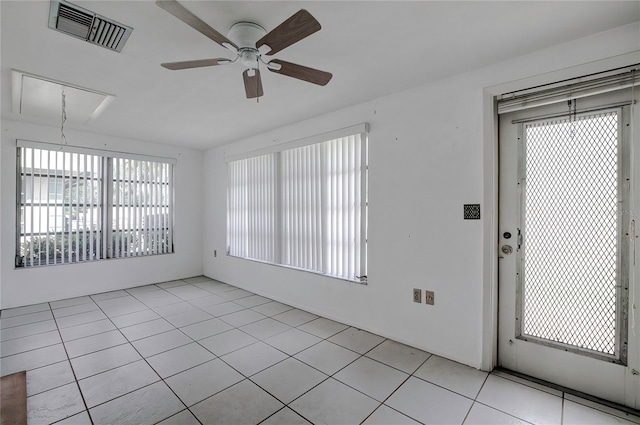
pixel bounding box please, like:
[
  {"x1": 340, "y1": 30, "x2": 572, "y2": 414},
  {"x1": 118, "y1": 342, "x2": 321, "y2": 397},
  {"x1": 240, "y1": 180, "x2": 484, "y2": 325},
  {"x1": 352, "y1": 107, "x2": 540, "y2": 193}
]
[{"x1": 240, "y1": 50, "x2": 258, "y2": 69}]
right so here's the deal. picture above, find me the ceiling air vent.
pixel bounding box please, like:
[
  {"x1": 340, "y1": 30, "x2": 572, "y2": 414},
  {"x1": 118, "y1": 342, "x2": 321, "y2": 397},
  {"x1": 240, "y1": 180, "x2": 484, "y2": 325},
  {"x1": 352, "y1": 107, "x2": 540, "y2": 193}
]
[{"x1": 49, "y1": 0, "x2": 133, "y2": 52}]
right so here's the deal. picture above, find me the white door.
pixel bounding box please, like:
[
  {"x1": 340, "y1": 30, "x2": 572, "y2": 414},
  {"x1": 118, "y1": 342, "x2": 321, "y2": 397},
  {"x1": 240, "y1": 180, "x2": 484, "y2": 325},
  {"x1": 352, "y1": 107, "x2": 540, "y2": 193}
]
[{"x1": 498, "y1": 87, "x2": 638, "y2": 407}]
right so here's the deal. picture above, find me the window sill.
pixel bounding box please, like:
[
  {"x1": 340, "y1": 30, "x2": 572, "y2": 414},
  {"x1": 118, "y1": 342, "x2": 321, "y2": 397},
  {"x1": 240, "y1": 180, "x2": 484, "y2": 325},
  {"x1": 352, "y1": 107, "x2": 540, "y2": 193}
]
[
  {"x1": 226, "y1": 254, "x2": 367, "y2": 285},
  {"x1": 15, "y1": 251, "x2": 176, "y2": 270}
]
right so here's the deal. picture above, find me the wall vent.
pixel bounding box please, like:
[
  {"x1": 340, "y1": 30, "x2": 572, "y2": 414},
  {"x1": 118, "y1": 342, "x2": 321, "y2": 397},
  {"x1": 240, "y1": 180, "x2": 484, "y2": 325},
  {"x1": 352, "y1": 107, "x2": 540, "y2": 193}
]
[{"x1": 49, "y1": 0, "x2": 133, "y2": 52}]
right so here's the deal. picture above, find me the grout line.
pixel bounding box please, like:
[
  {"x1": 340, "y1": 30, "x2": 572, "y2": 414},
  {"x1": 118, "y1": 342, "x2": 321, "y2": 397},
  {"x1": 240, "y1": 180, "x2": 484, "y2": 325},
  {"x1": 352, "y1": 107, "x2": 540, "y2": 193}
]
[
  {"x1": 256, "y1": 406, "x2": 306, "y2": 424},
  {"x1": 153, "y1": 408, "x2": 201, "y2": 425},
  {"x1": 357, "y1": 354, "x2": 434, "y2": 424},
  {"x1": 561, "y1": 395, "x2": 565, "y2": 425},
  {"x1": 49, "y1": 299, "x2": 96, "y2": 311},
  {"x1": 358, "y1": 404, "x2": 386, "y2": 425},
  {"x1": 0, "y1": 305, "x2": 51, "y2": 320},
  {"x1": 83, "y1": 379, "x2": 162, "y2": 411},
  {"x1": 65, "y1": 338, "x2": 128, "y2": 359},
  {"x1": 68, "y1": 346, "x2": 143, "y2": 381},
  {"x1": 56, "y1": 313, "x2": 110, "y2": 330},
  {"x1": 358, "y1": 372, "x2": 411, "y2": 425},
  {"x1": 146, "y1": 354, "x2": 214, "y2": 381},
  {"x1": 0, "y1": 331, "x2": 64, "y2": 359},
  {"x1": 459, "y1": 401, "x2": 474, "y2": 425},
  {"x1": 475, "y1": 372, "x2": 491, "y2": 401},
  {"x1": 281, "y1": 344, "x2": 378, "y2": 405},
  {"x1": 409, "y1": 373, "x2": 481, "y2": 403},
  {"x1": 49, "y1": 410, "x2": 90, "y2": 425},
  {"x1": 16, "y1": 360, "x2": 74, "y2": 398},
  {"x1": 59, "y1": 324, "x2": 118, "y2": 343},
  {"x1": 471, "y1": 400, "x2": 539, "y2": 425},
  {"x1": 0, "y1": 322, "x2": 59, "y2": 343},
  {"x1": 0, "y1": 313, "x2": 56, "y2": 330},
  {"x1": 87, "y1": 293, "x2": 193, "y2": 422},
  {"x1": 47, "y1": 303, "x2": 95, "y2": 425},
  {"x1": 90, "y1": 291, "x2": 131, "y2": 303}
]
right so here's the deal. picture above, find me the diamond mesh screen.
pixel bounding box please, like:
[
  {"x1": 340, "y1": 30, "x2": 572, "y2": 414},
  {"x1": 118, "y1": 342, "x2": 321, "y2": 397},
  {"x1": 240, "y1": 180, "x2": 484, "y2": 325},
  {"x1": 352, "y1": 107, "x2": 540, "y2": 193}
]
[{"x1": 522, "y1": 111, "x2": 619, "y2": 355}]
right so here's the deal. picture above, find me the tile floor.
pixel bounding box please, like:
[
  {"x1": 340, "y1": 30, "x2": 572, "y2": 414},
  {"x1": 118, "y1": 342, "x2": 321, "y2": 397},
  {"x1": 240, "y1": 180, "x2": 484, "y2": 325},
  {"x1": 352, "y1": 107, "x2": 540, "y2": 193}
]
[{"x1": 1, "y1": 276, "x2": 639, "y2": 425}]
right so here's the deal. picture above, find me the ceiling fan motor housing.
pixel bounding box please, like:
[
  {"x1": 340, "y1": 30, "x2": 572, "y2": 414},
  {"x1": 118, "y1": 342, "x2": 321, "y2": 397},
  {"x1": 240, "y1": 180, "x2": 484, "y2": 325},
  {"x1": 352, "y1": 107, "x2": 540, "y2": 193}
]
[
  {"x1": 228, "y1": 22, "x2": 266, "y2": 70},
  {"x1": 227, "y1": 22, "x2": 266, "y2": 50}
]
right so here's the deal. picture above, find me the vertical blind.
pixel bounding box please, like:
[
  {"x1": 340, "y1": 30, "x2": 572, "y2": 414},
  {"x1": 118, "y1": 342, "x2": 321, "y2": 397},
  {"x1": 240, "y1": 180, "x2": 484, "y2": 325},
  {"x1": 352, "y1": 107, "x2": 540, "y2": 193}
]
[
  {"x1": 17, "y1": 146, "x2": 102, "y2": 267},
  {"x1": 227, "y1": 154, "x2": 278, "y2": 263},
  {"x1": 111, "y1": 158, "x2": 174, "y2": 258},
  {"x1": 16, "y1": 142, "x2": 175, "y2": 267},
  {"x1": 227, "y1": 126, "x2": 367, "y2": 282}
]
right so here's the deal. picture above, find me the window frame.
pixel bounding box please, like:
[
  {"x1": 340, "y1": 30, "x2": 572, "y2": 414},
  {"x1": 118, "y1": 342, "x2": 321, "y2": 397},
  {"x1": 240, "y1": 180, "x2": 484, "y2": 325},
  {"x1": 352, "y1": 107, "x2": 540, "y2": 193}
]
[
  {"x1": 15, "y1": 140, "x2": 176, "y2": 268},
  {"x1": 225, "y1": 124, "x2": 368, "y2": 284}
]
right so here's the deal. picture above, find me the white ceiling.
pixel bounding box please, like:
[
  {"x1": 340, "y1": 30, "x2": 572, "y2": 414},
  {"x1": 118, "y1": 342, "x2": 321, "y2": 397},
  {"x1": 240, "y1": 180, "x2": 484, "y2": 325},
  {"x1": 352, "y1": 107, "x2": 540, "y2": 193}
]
[{"x1": 2, "y1": 1, "x2": 639, "y2": 150}]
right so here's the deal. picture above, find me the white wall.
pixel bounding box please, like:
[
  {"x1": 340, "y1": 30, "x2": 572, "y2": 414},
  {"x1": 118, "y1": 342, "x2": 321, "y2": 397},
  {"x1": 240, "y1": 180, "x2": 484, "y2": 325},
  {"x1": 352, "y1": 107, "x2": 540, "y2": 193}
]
[
  {"x1": 0, "y1": 120, "x2": 204, "y2": 309},
  {"x1": 203, "y1": 22, "x2": 640, "y2": 369}
]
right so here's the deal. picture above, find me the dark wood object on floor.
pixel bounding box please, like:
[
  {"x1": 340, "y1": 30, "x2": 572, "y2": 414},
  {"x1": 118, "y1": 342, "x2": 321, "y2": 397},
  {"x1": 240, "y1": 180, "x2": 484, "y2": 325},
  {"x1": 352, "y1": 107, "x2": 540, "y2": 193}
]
[{"x1": 1, "y1": 371, "x2": 27, "y2": 425}]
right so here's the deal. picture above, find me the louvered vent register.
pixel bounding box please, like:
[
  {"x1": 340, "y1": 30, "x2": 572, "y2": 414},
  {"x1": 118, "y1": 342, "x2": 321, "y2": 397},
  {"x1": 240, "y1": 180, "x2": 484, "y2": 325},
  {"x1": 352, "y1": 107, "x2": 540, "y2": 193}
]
[{"x1": 49, "y1": 0, "x2": 133, "y2": 52}]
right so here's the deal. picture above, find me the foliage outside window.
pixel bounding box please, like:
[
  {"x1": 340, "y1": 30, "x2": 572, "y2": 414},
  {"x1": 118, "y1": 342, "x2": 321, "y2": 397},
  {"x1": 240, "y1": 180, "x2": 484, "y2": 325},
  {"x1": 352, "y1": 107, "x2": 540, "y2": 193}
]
[{"x1": 16, "y1": 142, "x2": 175, "y2": 267}]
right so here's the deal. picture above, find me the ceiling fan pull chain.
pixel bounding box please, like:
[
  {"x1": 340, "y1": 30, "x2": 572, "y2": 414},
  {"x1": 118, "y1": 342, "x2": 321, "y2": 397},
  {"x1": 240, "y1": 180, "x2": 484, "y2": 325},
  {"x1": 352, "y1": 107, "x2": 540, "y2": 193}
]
[{"x1": 59, "y1": 89, "x2": 67, "y2": 151}]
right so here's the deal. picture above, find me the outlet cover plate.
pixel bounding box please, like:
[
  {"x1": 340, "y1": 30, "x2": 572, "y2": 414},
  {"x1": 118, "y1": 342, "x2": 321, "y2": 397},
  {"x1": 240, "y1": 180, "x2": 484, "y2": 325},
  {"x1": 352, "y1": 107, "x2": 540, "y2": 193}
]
[
  {"x1": 425, "y1": 290, "x2": 435, "y2": 305},
  {"x1": 413, "y1": 288, "x2": 422, "y2": 303}
]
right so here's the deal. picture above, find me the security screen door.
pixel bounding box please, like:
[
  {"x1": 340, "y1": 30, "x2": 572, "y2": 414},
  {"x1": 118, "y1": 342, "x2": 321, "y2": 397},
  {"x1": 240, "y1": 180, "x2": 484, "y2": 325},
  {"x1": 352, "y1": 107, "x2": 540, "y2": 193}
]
[{"x1": 498, "y1": 88, "x2": 635, "y2": 406}]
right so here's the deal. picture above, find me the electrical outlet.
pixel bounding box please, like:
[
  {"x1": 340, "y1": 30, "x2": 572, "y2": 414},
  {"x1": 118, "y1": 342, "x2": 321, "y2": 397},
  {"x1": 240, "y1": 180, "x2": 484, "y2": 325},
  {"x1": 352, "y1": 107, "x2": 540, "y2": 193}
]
[
  {"x1": 413, "y1": 288, "x2": 422, "y2": 303},
  {"x1": 425, "y1": 290, "x2": 435, "y2": 305}
]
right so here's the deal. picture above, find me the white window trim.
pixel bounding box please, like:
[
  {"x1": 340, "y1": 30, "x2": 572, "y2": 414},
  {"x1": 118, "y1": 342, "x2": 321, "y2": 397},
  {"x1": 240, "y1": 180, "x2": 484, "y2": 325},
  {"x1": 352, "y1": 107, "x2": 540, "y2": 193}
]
[
  {"x1": 17, "y1": 140, "x2": 177, "y2": 165},
  {"x1": 224, "y1": 123, "x2": 368, "y2": 163}
]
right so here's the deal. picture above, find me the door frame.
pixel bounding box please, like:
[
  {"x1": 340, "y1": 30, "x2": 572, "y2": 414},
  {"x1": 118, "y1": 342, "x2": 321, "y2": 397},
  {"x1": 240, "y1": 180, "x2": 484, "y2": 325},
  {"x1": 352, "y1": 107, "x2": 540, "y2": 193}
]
[{"x1": 480, "y1": 52, "x2": 640, "y2": 373}]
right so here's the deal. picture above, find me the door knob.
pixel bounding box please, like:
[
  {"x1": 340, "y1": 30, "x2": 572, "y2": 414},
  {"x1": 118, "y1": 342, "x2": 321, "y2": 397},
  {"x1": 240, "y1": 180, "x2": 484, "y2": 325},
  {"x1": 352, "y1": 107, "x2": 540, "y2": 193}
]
[{"x1": 501, "y1": 245, "x2": 513, "y2": 255}]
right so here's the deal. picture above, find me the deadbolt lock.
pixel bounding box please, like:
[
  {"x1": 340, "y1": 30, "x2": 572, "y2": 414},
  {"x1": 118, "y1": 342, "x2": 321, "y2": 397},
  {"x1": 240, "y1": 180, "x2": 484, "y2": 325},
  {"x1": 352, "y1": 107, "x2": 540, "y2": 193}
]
[{"x1": 501, "y1": 245, "x2": 513, "y2": 255}]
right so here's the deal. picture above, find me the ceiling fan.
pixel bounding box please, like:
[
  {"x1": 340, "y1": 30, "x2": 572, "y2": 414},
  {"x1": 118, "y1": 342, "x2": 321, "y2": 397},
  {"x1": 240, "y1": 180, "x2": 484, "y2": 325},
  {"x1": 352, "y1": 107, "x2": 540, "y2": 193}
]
[{"x1": 156, "y1": 0, "x2": 333, "y2": 99}]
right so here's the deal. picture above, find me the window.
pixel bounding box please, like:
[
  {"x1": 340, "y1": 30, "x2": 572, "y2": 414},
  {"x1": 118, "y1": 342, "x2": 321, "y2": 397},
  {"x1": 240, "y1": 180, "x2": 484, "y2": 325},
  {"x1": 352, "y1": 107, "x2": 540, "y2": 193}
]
[
  {"x1": 227, "y1": 124, "x2": 368, "y2": 282},
  {"x1": 111, "y1": 158, "x2": 173, "y2": 258},
  {"x1": 16, "y1": 141, "x2": 175, "y2": 267}
]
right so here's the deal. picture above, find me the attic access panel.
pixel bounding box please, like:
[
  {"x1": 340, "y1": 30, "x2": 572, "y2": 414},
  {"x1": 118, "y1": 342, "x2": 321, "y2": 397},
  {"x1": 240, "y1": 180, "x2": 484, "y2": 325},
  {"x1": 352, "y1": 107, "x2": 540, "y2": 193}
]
[
  {"x1": 12, "y1": 70, "x2": 114, "y2": 125},
  {"x1": 48, "y1": 0, "x2": 133, "y2": 52}
]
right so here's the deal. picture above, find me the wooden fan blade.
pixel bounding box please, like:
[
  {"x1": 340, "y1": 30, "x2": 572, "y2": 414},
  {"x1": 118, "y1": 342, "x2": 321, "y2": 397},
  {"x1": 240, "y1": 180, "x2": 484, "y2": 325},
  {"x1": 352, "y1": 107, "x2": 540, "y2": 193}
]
[
  {"x1": 161, "y1": 58, "x2": 231, "y2": 70},
  {"x1": 243, "y1": 69, "x2": 264, "y2": 99},
  {"x1": 156, "y1": 0, "x2": 238, "y2": 50},
  {"x1": 268, "y1": 60, "x2": 332, "y2": 86},
  {"x1": 256, "y1": 10, "x2": 321, "y2": 56}
]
